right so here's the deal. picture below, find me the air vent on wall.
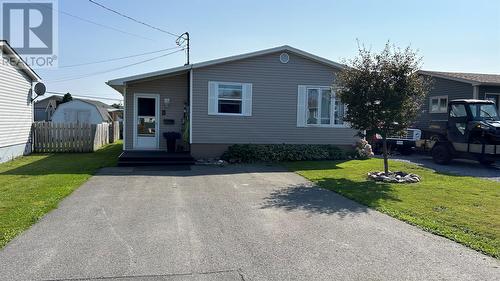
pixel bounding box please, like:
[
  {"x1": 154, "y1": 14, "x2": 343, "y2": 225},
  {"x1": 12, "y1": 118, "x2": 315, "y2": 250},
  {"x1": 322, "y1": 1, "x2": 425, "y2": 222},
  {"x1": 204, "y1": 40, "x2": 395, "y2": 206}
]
[{"x1": 280, "y1": 52, "x2": 289, "y2": 64}]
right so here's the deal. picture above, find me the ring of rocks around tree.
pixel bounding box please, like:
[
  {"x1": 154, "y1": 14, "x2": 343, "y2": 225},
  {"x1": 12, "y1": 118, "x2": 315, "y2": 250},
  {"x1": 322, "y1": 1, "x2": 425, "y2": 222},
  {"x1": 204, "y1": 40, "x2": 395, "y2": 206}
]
[{"x1": 367, "y1": 171, "x2": 421, "y2": 183}]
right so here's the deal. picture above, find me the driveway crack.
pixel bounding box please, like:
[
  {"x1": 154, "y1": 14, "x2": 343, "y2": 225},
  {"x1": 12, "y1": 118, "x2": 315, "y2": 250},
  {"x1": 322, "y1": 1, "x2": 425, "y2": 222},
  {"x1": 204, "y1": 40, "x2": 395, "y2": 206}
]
[{"x1": 39, "y1": 268, "x2": 245, "y2": 281}]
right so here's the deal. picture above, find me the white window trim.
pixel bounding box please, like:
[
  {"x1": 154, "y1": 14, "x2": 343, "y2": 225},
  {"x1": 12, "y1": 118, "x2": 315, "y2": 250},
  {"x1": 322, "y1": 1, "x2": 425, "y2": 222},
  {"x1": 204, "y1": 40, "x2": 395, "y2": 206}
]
[
  {"x1": 302, "y1": 85, "x2": 347, "y2": 128},
  {"x1": 208, "y1": 81, "x2": 252, "y2": 116},
  {"x1": 429, "y1": 95, "x2": 448, "y2": 113},
  {"x1": 484, "y1": 92, "x2": 500, "y2": 99},
  {"x1": 484, "y1": 92, "x2": 500, "y2": 110}
]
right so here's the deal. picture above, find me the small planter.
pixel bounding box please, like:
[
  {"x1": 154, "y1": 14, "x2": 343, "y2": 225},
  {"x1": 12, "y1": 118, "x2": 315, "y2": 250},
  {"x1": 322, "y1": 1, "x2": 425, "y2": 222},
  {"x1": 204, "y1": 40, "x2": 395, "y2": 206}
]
[{"x1": 163, "y1": 132, "x2": 181, "y2": 152}]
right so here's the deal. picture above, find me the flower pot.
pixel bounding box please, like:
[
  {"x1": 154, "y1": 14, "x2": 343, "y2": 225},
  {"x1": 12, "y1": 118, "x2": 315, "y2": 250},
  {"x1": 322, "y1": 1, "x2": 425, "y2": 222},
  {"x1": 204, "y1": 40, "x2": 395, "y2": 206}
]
[
  {"x1": 167, "y1": 139, "x2": 176, "y2": 152},
  {"x1": 163, "y1": 132, "x2": 181, "y2": 153}
]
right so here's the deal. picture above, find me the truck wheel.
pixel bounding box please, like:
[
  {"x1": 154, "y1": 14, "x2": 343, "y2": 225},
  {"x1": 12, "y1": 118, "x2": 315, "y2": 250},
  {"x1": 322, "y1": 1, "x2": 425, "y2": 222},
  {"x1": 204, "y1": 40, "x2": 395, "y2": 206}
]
[{"x1": 432, "y1": 144, "x2": 452, "y2": 165}]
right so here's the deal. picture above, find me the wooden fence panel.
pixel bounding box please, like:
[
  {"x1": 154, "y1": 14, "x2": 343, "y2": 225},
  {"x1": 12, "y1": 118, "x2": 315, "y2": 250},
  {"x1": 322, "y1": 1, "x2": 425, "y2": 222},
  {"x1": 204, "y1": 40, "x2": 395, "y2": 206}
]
[
  {"x1": 32, "y1": 122, "x2": 111, "y2": 153},
  {"x1": 109, "y1": 121, "x2": 120, "y2": 143}
]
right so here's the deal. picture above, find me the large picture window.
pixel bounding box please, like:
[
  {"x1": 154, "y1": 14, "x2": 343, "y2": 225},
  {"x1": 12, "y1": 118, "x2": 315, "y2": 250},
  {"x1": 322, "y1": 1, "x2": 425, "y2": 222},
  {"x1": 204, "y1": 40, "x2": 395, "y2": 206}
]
[
  {"x1": 299, "y1": 86, "x2": 345, "y2": 127},
  {"x1": 208, "y1": 81, "x2": 252, "y2": 116}
]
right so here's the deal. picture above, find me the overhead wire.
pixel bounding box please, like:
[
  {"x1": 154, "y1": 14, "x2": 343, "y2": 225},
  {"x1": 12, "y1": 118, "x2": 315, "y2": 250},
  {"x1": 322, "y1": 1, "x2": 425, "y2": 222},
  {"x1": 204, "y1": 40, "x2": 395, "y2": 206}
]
[
  {"x1": 88, "y1": 0, "x2": 181, "y2": 38},
  {"x1": 26, "y1": 0, "x2": 155, "y2": 41},
  {"x1": 59, "y1": 46, "x2": 182, "y2": 68},
  {"x1": 48, "y1": 48, "x2": 185, "y2": 83}
]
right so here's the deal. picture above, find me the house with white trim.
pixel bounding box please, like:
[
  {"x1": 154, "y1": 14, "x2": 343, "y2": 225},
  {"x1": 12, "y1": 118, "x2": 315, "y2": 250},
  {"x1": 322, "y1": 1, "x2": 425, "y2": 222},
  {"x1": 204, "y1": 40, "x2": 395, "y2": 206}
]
[{"x1": 107, "y1": 45, "x2": 358, "y2": 159}]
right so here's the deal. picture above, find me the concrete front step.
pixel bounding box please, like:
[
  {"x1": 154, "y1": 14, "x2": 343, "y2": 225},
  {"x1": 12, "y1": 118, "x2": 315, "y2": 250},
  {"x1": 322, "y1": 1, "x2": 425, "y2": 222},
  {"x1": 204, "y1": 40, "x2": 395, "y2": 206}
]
[{"x1": 117, "y1": 151, "x2": 195, "y2": 166}]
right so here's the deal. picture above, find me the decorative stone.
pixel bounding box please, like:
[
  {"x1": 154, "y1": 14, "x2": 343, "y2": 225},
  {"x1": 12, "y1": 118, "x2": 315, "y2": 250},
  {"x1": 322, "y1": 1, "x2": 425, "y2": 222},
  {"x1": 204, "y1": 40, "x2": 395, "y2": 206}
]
[{"x1": 367, "y1": 171, "x2": 421, "y2": 183}]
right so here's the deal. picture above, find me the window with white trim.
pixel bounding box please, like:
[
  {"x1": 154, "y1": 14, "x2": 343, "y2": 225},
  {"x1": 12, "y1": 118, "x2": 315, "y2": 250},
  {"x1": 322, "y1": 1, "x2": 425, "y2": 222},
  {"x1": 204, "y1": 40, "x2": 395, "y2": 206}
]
[
  {"x1": 297, "y1": 85, "x2": 345, "y2": 127},
  {"x1": 429, "y1": 95, "x2": 448, "y2": 113},
  {"x1": 208, "y1": 81, "x2": 252, "y2": 116}
]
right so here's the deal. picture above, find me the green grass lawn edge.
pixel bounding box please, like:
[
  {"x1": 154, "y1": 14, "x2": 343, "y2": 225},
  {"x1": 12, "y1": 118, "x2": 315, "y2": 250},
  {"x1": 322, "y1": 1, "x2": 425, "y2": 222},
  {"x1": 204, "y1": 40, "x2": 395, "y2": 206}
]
[
  {"x1": 285, "y1": 159, "x2": 500, "y2": 259},
  {"x1": 0, "y1": 141, "x2": 122, "y2": 249}
]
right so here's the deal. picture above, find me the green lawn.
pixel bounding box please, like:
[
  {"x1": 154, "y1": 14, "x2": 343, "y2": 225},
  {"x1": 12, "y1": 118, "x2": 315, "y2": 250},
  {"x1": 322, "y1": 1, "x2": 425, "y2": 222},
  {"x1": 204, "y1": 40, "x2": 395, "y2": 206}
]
[
  {"x1": 285, "y1": 159, "x2": 500, "y2": 258},
  {"x1": 0, "y1": 141, "x2": 122, "y2": 248}
]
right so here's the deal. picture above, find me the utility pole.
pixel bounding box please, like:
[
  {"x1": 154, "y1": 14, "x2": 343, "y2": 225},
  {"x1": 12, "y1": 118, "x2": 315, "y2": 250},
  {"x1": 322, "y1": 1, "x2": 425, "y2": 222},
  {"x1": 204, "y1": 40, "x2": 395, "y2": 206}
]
[{"x1": 176, "y1": 32, "x2": 190, "y2": 65}]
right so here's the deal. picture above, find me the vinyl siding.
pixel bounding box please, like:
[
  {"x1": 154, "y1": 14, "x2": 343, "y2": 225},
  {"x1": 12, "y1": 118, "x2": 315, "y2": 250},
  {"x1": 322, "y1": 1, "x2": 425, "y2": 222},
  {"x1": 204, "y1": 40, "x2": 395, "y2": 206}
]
[
  {"x1": 191, "y1": 51, "x2": 358, "y2": 145},
  {"x1": 0, "y1": 50, "x2": 33, "y2": 153},
  {"x1": 124, "y1": 73, "x2": 188, "y2": 150},
  {"x1": 413, "y1": 77, "x2": 473, "y2": 129},
  {"x1": 478, "y1": 86, "x2": 500, "y2": 98}
]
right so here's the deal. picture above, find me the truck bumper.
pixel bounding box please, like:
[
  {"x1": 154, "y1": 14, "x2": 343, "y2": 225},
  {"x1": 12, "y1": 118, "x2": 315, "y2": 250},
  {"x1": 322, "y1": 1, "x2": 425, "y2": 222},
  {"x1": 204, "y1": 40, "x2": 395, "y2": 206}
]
[{"x1": 416, "y1": 140, "x2": 500, "y2": 157}]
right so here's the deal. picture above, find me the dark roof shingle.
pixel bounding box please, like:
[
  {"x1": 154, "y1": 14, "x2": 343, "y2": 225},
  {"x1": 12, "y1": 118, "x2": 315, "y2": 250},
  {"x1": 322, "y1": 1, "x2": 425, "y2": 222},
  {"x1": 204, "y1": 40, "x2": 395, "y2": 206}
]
[{"x1": 419, "y1": 70, "x2": 500, "y2": 85}]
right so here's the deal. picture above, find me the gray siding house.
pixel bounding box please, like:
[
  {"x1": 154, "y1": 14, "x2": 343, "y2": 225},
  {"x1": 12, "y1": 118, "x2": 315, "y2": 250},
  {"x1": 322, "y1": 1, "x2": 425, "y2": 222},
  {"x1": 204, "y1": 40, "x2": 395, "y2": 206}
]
[
  {"x1": 107, "y1": 45, "x2": 357, "y2": 159},
  {"x1": 415, "y1": 71, "x2": 500, "y2": 129},
  {"x1": 0, "y1": 40, "x2": 42, "y2": 163}
]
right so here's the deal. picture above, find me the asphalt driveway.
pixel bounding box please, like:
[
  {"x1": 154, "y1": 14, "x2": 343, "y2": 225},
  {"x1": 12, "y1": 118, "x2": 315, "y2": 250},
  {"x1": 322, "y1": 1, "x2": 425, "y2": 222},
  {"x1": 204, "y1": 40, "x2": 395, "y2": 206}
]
[{"x1": 0, "y1": 165, "x2": 498, "y2": 281}]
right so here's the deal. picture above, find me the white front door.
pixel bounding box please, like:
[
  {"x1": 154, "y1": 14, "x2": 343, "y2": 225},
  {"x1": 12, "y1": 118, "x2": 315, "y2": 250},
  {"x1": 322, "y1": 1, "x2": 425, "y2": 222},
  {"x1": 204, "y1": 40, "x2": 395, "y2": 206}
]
[{"x1": 133, "y1": 93, "x2": 160, "y2": 150}]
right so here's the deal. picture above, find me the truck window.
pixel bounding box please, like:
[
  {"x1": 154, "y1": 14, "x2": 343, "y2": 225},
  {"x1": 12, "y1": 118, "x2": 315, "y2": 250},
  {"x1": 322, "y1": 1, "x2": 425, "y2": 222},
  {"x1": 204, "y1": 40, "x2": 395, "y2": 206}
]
[
  {"x1": 469, "y1": 104, "x2": 500, "y2": 121},
  {"x1": 449, "y1": 104, "x2": 467, "y2": 118}
]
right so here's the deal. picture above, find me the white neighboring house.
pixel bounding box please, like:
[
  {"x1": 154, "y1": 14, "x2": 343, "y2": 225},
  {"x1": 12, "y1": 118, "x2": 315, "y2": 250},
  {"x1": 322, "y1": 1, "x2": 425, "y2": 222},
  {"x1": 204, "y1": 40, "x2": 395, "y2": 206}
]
[
  {"x1": 0, "y1": 40, "x2": 42, "y2": 163},
  {"x1": 51, "y1": 99, "x2": 112, "y2": 124}
]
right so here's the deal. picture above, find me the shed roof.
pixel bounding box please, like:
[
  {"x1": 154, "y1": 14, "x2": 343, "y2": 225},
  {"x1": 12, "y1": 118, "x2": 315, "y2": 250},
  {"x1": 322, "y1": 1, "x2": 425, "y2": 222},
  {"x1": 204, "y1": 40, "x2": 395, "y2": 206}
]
[{"x1": 55, "y1": 99, "x2": 112, "y2": 121}]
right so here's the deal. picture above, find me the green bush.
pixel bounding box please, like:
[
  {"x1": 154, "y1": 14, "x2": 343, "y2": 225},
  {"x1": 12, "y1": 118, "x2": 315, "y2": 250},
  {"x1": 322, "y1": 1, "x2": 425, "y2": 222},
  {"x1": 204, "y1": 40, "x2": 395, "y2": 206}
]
[{"x1": 221, "y1": 144, "x2": 347, "y2": 163}]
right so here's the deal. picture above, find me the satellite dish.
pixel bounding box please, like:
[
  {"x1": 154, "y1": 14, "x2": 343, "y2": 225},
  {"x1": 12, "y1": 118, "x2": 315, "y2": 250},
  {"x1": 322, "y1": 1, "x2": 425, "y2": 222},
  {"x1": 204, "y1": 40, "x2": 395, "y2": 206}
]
[{"x1": 34, "y1": 82, "x2": 46, "y2": 96}]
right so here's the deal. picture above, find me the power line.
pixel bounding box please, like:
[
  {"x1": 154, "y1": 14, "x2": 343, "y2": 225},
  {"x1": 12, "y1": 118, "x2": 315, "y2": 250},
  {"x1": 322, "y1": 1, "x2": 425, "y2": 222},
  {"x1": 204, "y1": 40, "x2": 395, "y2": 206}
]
[
  {"x1": 88, "y1": 0, "x2": 181, "y2": 38},
  {"x1": 46, "y1": 91, "x2": 123, "y2": 102},
  {"x1": 26, "y1": 0, "x2": 155, "y2": 41},
  {"x1": 59, "y1": 46, "x2": 182, "y2": 68},
  {"x1": 48, "y1": 48, "x2": 185, "y2": 83}
]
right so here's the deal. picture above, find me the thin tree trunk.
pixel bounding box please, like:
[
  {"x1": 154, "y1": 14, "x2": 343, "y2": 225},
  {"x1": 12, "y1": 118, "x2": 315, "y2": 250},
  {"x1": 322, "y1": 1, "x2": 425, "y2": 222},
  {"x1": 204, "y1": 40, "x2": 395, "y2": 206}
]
[{"x1": 382, "y1": 135, "x2": 389, "y2": 175}]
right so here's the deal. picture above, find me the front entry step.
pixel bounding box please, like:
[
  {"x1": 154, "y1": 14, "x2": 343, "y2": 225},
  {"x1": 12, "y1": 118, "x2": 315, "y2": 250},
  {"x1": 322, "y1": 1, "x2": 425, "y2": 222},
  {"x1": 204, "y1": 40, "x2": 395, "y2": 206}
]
[{"x1": 118, "y1": 151, "x2": 196, "y2": 166}]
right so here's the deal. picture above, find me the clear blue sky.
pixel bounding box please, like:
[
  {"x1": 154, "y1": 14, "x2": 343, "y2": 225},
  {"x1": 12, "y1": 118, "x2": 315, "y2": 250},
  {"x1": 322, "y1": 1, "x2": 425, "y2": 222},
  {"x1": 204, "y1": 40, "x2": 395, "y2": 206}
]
[{"x1": 36, "y1": 0, "x2": 500, "y2": 104}]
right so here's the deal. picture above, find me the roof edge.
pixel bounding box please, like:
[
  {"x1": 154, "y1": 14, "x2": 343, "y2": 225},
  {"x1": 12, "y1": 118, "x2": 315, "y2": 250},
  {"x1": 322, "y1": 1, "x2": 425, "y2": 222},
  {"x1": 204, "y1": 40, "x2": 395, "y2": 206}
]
[
  {"x1": 418, "y1": 70, "x2": 500, "y2": 86},
  {"x1": 57, "y1": 99, "x2": 111, "y2": 121},
  {"x1": 0, "y1": 40, "x2": 42, "y2": 82},
  {"x1": 106, "y1": 45, "x2": 346, "y2": 88}
]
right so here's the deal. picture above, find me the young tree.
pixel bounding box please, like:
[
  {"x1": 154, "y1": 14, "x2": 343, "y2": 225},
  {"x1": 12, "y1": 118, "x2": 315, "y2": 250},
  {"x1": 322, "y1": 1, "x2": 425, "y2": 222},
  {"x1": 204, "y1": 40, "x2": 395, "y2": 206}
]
[
  {"x1": 61, "y1": 92, "x2": 73, "y2": 103},
  {"x1": 337, "y1": 43, "x2": 430, "y2": 174}
]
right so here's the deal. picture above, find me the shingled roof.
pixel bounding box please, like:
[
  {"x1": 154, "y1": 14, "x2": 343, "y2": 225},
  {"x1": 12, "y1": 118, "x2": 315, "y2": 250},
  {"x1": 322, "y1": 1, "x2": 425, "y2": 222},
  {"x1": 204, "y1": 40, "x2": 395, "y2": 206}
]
[{"x1": 419, "y1": 70, "x2": 500, "y2": 86}]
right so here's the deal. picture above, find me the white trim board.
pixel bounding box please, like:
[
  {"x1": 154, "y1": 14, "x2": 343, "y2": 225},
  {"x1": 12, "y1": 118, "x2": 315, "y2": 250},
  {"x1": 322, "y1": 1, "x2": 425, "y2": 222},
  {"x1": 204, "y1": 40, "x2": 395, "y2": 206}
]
[
  {"x1": 0, "y1": 40, "x2": 41, "y2": 82},
  {"x1": 189, "y1": 70, "x2": 193, "y2": 144},
  {"x1": 123, "y1": 85, "x2": 127, "y2": 149}
]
